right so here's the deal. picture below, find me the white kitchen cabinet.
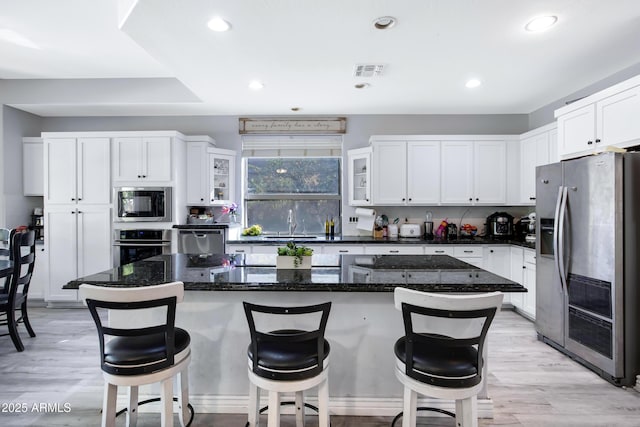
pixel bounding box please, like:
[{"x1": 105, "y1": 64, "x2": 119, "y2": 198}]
[
  {"x1": 510, "y1": 246, "x2": 524, "y2": 310},
  {"x1": 440, "y1": 140, "x2": 506, "y2": 205},
  {"x1": 322, "y1": 245, "x2": 365, "y2": 255},
  {"x1": 226, "y1": 244, "x2": 251, "y2": 254},
  {"x1": 371, "y1": 140, "x2": 440, "y2": 205},
  {"x1": 44, "y1": 137, "x2": 111, "y2": 205},
  {"x1": 520, "y1": 124, "x2": 556, "y2": 204},
  {"x1": 482, "y1": 246, "x2": 510, "y2": 278},
  {"x1": 209, "y1": 148, "x2": 236, "y2": 205},
  {"x1": 113, "y1": 136, "x2": 172, "y2": 183},
  {"x1": 186, "y1": 137, "x2": 216, "y2": 205},
  {"x1": 371, "y1": 140, "x2": 406, "y2": 204},
  {"x1": 522, "y1": 249, "x2": 537, "y2": 320},
  {"x1": 364, "y1": 245, "x2": 424, "y2": 255},
  {"x1": 453, "y1": 245, "x2": 484, "y2": 268},
  {"x1": 347, "y1": 147, "x2": 372, "y2": 206},
  {"x1": 424, "y1": 246, "x2": 453, "y2": 255},
  {"x1": 45, "y1": 205, "x2": 112, "y2": 302},
  {"x1": 23, "y1": 137, "x2": 44, "y2": 196},
  {"x1": 556, "y1": 76, "x2": 640, "y2": 159},
  {"x1": 28, "y1": 243, "x2": 47, "y2": 300}
]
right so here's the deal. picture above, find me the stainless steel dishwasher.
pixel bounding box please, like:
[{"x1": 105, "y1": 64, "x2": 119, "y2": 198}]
[{"x1": 178, "y1": 229, "x2": 225, "y2": 254}]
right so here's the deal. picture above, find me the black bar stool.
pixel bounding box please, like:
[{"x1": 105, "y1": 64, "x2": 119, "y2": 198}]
[
  {"x1": 80, "y1": 281, "x2": 192, "y2": 427},
  {"x1": 392, "y1": 287, "x2": 503, "y2": 427},
  {"x1": 243, "y1": 301, "x2": 331, "y2": 427}
]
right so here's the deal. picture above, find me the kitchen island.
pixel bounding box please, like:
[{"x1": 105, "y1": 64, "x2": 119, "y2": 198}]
[{"x1": 66, "y1": 254, "x2": 524, "y2": 418}]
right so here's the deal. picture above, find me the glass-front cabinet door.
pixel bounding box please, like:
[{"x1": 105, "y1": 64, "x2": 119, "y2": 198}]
[
  {"x1": 208, "y1": 148, "x2": 236, "y2": 205},
  {"x1": 348, "y1": 147, "x2": 372, "y2": 206}
]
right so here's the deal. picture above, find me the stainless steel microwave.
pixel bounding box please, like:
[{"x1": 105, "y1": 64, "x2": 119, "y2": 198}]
[{"x1": 114, "y1": 187, "x2": 172, "y2": 222}]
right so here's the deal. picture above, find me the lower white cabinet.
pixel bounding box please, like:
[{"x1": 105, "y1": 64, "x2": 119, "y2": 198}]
[
  {"x1": 453, "y1": 246, "x2": 484, "y2": 268},
  {"x1": 45, "y1": 205, "x2": 111, "y2": 302},
  {"x1": 364, "y1": 245, "x2": 424, "y2": 255},
  {"x1": 509, "y1": 246, "x2": 536, "y2": 320},
  {"x1": 28, "y1": 243, "x2": 47, "y2": 300},
  {"x1": 323, "y1": 245, "x2": 365, "y2": 255}
]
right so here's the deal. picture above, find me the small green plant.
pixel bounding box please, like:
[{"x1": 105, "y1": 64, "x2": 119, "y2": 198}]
[{"x1": 277, "y1": 241, "x2": 314, "y2": 267}]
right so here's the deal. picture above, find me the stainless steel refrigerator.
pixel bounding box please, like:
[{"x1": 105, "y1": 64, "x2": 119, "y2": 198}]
[{"x1": 536, "y1": 152, "x2": 640, "y2": 386}]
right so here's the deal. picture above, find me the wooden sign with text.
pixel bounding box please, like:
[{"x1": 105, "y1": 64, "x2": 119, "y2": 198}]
[{"x1": 239, "y1": 118, "x2": 346, "y2": 134}]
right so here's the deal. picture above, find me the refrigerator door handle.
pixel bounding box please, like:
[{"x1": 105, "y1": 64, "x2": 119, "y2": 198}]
[
  {"x1": 557, "y1": 186, "x2": 569, "y2": 290},
  {"x1": 553, "y1": 186, "x2": 563, "y2": 286}
]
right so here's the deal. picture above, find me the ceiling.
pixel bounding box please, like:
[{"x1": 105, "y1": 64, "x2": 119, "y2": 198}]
[{"x1": 2, "y1": 0, "x2": 640, "y2": 117}]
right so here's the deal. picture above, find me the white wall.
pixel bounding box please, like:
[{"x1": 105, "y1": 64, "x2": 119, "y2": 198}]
[{"x1": 2, "y1": 106, "x2": 43, "y2": 228}]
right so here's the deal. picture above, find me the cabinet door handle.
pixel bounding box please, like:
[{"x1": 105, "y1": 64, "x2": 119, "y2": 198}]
[
  {"x1": 435, "y1": 250, "x2": 445, "y2": 254},
  {"x1": 71, "y1": 211, "x2": 75, "y2": 214},
  {"x1": 200, "y1": 198, "x2": 204, "y2": 201},
  {"x1": 595, "y1": 138, "x2": 601, "y2": 143},
  {"x1": 77, "y1": 211, "x2": 82, "y2": 214},
  {"x1": 401, "y1": 198, "x2": 405, "y2": 202},
  {"x1": 365, "y1": 198, "x2": 369, "y2": 202},
  {"x1": 339, "y1": 250, "x2": 349, "y2": 253},
  {"x1": 523, "y1": 265, "x2": 526, "y2": 269},
  {"x1": 71, "y1": 198, "x2": 75, "y2": 201},
  {"x1": 142, "y1": 175, "x2": 147, "y2": 178},
  {"x1": 490, "y1": 249, "x2": 494, "y2": 253},
  {"x1": 587, "y1": 140, "x2": 593, "y2": 145},
  {"x1": 469, "y1": 197, "x2": 473, "y2": 201},
  {"x1": 464, "y1": 250, "x2": 473, "y2": 253},
  {"x1": 137, "y1": 175, "x2": 142, "y2": 178},
  {"x1": 475, "y1": 198, "x2": 479, "y2": 201},
  {"x1": 390, "y1": 250, "x2": 400, "y2": 253},
  {"x1": 529, "y1": 197, "x2": 536, "y2": 200},
  {"x1": 408, "y1": 198, "x2": 412, "y2": 201}
]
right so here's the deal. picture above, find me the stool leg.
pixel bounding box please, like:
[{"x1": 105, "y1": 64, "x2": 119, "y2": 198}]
[
  {"x1": 178, "y1": 367, "x2": 190, "y2": 427},
  {"x1": 160, "y1": 377, "x2": 174, "y2": 427},
  {"x1": 248, "y1": 382, "x2": 260, "y2": 426},
  {"x1": 402, "y1": 386, "x2": 416, "y2": 427},
  {"x1": 267, "y1": 391, "x2": 280, "y2": 427},
  {"x1": 318, "y1": 378, "x2": 330, "y2": 427},
  {"x1": 455, "y1": 396, "x2": 478, "y2": 427},
  {"x1": 102, "y1": 382, "x2": 117, "y2": 427},
  {"x1": 295, "y1": 391, "x2": 305, "y2": 427},
  {"x1": 126, "y1": 386, "x2": 138, "y2": 427}
]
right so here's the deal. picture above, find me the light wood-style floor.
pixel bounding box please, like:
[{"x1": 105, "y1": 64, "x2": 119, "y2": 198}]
[{"x1": 1, "y1": 307, "x2": 640, "y2": 426}]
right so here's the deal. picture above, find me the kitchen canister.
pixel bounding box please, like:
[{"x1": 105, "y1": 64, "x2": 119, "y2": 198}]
[{"x1": 387, "y1": 224, "x2": 398, "y2": 238}]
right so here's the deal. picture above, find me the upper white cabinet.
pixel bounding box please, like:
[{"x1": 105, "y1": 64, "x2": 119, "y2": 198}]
[
  {"x1": 370, "y1": 138, "x2": 440, "y2": 205},
  {"x1": 44, "y1": 137, "x2": 111, "y2": 205},
  {"x1": 347, "y1": 147, "x2": 372, "y2": 206},
  {"x1": 186, "y1": 136, "x2": 216, "y2": 205},
  {"x1": 209, "y1": 148, "x2": 236, "y2": 205},
  {"x1": 113, "y1": 136, "x2": 172, "y2": 183},
  {"x1": 440, "y1": 140, "x2": 506, "y2": 205},
  {"x1": 23, "y1": 137, "x2": 44, "y2": 196},
  {"x1": 556, "y1": 75, "x2": 640, "y2": 159},
  {"x1": 520, "y1": 124, "x2": 557, "y2": 204}
]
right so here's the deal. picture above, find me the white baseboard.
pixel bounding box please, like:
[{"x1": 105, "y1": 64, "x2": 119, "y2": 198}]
[{"x1": 118, "y1": 394, "x2": 494, "y2": 418}]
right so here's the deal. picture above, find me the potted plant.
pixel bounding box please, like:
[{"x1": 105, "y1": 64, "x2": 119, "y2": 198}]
[{"x1": 276, "y1": 242, "x2": 314, "y2": 269}]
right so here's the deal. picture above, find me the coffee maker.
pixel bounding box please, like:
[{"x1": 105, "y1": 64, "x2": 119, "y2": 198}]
[
  {"x1": 516, "y1": 213, "x2": 536, "y2": 242},
  {"x1": 485, "y1": 212, "x2": 514, "y2": 239}
]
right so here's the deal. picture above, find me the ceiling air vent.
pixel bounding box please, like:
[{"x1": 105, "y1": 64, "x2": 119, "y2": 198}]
[{"x1": 353, "y1": 64, "x2": 385, "y2": 78}]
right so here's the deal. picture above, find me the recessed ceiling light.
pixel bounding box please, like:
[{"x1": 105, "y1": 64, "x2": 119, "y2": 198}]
[
  {"x1": 465, "y1": 79, "x2": 482, "y2": 89},
  {"x1": 373, "y1": 16, "x2": 396, "y2": 30},
  {"x1": 0, "y1": 29, "x2": 40, "y2": 49},
  {"x1": 354, "y1": 83, "x2": 371, "y2": 89},
  {"x1": 525, "y1": 15, "x2": 558, "y2": 32},
  {"x1": 207, "y1": 16, "x2": 231, "y2": 32},
  {"x1": 248, "y1": 80, "x2": 264, "y2": 90}
]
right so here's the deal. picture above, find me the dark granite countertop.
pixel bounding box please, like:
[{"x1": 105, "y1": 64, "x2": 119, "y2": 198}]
[
  {"x1": 227, "y1": 235, "x2": 535, "y2": 249},
  {"x1": 65, "y1": 253, "x2": 525, "y2": 293}
]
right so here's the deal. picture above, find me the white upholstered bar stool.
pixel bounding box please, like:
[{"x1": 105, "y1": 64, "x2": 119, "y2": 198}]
[
  {"x1": 80, "y1": 282, "x2": 192, "y2": 427},
  {"x1": 392, "y1": 288, "x2": 503, "y2": 427},
  {"x1": 243, "y1": 301, "x2": 331, "y2": 427}
]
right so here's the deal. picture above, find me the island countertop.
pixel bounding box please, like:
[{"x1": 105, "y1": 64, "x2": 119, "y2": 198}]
[{"x1": 65, "y1": 253, "x2": 525, "y2": 293}]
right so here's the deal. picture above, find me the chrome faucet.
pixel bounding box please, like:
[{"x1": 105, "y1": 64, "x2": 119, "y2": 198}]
[{"x1": 287, "y1": 209, "x2": 297, "y2": 235}]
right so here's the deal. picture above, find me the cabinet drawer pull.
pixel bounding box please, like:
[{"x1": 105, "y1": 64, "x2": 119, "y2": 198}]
[
  {"x1": 529, "y1": 197, "x2": 536, "y2": 200},
  {"x1": 235, "y1": 249, "x2": 245, "y2": 253},
  {"x1": 389, "y1": 250, "x2": 400, "y2": 253},
  {"x1": 464, "y1": 250, "x2": 473, "y2": 253},
  {"x1": 339, "y1": 250, "x2": 349, "y2": 253},
  {"x1": 435, "y1": 250, "x2": 445, "y2": 254}
]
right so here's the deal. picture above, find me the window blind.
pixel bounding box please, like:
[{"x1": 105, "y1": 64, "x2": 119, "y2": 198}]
[{"x1": 241, "y1": 135, "x2": 342, "y2": 157}]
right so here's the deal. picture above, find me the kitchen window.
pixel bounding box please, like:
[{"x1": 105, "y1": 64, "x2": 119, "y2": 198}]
[{"x1": 242, "y1": 135, "x2": 342, "y2": 234}]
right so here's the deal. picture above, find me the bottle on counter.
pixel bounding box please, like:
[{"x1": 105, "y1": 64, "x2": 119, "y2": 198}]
[
  {"x1": 325, "y1": 217, "x2": 330, "y2": 237},
  {"x1": 330, "y1": 217, "x2": 335, "y2": 238}
]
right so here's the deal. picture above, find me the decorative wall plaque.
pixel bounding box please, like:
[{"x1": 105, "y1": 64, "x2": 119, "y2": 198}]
[{"x1": 239, "y1": 117, "x2": 346, "y2": 134}]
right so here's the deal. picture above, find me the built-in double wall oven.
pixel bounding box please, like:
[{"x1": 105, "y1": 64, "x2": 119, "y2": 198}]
[{"x1": 112, "y1": 229, "x2": 172, "y2": 267}]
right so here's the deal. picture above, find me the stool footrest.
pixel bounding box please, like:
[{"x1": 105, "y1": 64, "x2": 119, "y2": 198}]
[
  {"x1": 390, "y1": 406, "x2": 455, "y2": 427},
  {"x1": 113, "y1": 397, "x2": 195, "y2": 427}
]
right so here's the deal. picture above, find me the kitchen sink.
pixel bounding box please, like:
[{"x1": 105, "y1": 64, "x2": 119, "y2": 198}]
[{"x1": 263, "y1": 235, "x2": 317, "y2": 239}]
